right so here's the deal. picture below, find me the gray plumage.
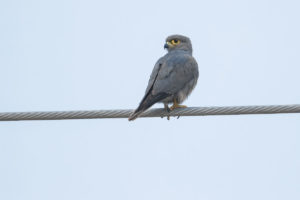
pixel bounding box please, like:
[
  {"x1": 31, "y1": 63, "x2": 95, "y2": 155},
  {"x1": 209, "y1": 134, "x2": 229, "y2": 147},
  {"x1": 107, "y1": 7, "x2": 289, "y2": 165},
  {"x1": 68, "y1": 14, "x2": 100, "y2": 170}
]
[{"x1": 129, "y1": 35, "x2": 199, "y2": 121}]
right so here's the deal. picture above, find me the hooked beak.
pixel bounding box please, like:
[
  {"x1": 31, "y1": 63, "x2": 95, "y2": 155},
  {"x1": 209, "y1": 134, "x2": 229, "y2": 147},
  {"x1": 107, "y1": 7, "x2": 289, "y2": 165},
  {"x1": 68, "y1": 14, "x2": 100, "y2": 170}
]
[{"x1": 164, "y1": 41, "x2": 173, "y2": 49}]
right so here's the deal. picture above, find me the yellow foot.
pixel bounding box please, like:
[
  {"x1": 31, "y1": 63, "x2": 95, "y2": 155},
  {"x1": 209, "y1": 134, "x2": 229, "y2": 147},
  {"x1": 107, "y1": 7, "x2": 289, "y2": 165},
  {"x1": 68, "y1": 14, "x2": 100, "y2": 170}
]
[
  {"x1": 170, "y1": 101, "x2": 187, "y2": 111},
  {"x1": 170, "y1": 104, "x2": 187, "y2": 110}
]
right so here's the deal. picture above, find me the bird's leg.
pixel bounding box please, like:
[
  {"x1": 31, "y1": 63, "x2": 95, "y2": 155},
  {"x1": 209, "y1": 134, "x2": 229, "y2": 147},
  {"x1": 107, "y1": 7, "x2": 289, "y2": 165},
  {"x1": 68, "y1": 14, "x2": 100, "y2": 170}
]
[
  {"x1": 164, "y1": 103, "x2": 171, "y2": 120},
  {"x1": 170, "y1": 99, "x2": 187, "y2": 111},
  {"x1": 164, "y1": 104, "x2": 171, "y2": 112}
]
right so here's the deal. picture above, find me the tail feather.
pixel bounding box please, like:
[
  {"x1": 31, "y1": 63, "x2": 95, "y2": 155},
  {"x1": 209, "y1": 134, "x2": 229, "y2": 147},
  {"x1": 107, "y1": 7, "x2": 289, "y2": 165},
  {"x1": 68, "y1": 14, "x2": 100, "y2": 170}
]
[{"x1": 128, "y1": 93, "x2": 169, "y2": 121}]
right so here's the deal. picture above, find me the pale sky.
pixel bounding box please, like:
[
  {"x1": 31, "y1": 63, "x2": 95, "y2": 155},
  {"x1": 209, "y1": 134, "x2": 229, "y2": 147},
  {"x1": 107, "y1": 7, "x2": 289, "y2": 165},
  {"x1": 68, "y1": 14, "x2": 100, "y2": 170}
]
[{"x1": 0, "y1": 0, "x2": 300, "y2": 200}]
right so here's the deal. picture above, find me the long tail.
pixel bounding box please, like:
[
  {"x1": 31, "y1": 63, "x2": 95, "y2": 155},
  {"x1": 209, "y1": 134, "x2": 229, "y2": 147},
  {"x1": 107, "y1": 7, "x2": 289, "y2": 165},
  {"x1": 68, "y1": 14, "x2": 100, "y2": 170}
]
[{"x1": 128, "y1": 93, "x2": 169, "y2": 121}]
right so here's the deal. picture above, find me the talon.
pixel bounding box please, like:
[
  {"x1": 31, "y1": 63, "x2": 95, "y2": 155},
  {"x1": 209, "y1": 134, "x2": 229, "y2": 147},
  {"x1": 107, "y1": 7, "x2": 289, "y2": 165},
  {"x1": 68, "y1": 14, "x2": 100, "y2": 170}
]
[{"x1": 162, "y1": 104, "x2": 171, "y2": 120}]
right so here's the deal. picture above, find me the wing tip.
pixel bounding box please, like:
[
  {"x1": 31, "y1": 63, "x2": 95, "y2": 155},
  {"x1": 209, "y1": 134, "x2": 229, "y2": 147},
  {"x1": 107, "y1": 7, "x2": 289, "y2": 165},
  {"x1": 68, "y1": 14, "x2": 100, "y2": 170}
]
[{"x1": 128, "y1": 110, "x2": 143, "y2": 121}]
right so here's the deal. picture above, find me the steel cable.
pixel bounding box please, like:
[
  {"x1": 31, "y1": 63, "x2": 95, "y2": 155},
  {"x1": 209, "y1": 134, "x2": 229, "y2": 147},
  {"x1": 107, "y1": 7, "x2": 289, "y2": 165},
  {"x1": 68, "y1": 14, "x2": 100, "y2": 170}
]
[{"x1": 0, "y1": 104, "x2": 299, "y2": 121}]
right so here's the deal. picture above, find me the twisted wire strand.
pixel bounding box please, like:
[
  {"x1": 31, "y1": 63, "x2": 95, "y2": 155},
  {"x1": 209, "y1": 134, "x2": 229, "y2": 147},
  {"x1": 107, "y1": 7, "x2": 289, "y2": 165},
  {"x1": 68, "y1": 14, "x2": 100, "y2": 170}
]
[{"x1": 0, "y1": 104, "x2": 299, "y2": 121}]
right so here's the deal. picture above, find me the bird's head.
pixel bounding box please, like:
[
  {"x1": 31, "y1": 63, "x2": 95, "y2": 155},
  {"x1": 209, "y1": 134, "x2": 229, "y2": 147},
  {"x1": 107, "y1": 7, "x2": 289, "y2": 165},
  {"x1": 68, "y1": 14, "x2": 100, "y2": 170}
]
[{"x1": 164, "y1": 35, "x2": 193, "y2": 53}]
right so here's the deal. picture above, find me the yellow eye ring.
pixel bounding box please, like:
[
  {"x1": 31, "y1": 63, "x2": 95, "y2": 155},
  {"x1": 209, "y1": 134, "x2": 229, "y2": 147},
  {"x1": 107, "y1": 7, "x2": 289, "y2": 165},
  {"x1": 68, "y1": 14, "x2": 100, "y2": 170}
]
[{"x1": 171, "y1": 39, "x2": 180, "y2": 45}]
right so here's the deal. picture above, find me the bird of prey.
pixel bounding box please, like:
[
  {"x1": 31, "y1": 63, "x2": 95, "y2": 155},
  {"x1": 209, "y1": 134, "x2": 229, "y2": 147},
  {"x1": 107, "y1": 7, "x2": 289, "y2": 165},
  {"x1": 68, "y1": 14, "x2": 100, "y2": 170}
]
[{"x1": 128, "y1": 34, "x2": 199, "y2": 121}]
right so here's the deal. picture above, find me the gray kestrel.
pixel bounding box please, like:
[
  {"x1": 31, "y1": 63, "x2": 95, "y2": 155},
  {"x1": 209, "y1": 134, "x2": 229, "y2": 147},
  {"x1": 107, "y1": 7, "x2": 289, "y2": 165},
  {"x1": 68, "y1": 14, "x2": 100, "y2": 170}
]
[{"x1": 129, "y1": 34, "x2": 199, "y2": 121}]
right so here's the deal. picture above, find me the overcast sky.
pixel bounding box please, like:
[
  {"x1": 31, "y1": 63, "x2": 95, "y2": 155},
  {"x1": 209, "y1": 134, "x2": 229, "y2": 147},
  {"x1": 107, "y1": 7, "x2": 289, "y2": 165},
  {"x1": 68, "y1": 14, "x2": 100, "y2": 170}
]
[{"x1": 0, "y1": 0, "x2": 300, "y2": 199}]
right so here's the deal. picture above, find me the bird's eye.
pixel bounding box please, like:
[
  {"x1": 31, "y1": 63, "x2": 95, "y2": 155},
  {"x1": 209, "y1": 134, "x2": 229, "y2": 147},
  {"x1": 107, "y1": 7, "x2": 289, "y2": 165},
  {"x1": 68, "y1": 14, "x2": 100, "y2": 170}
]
[{"x1": 171, "y1": 39, "x2": 180, "y2": 45}]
